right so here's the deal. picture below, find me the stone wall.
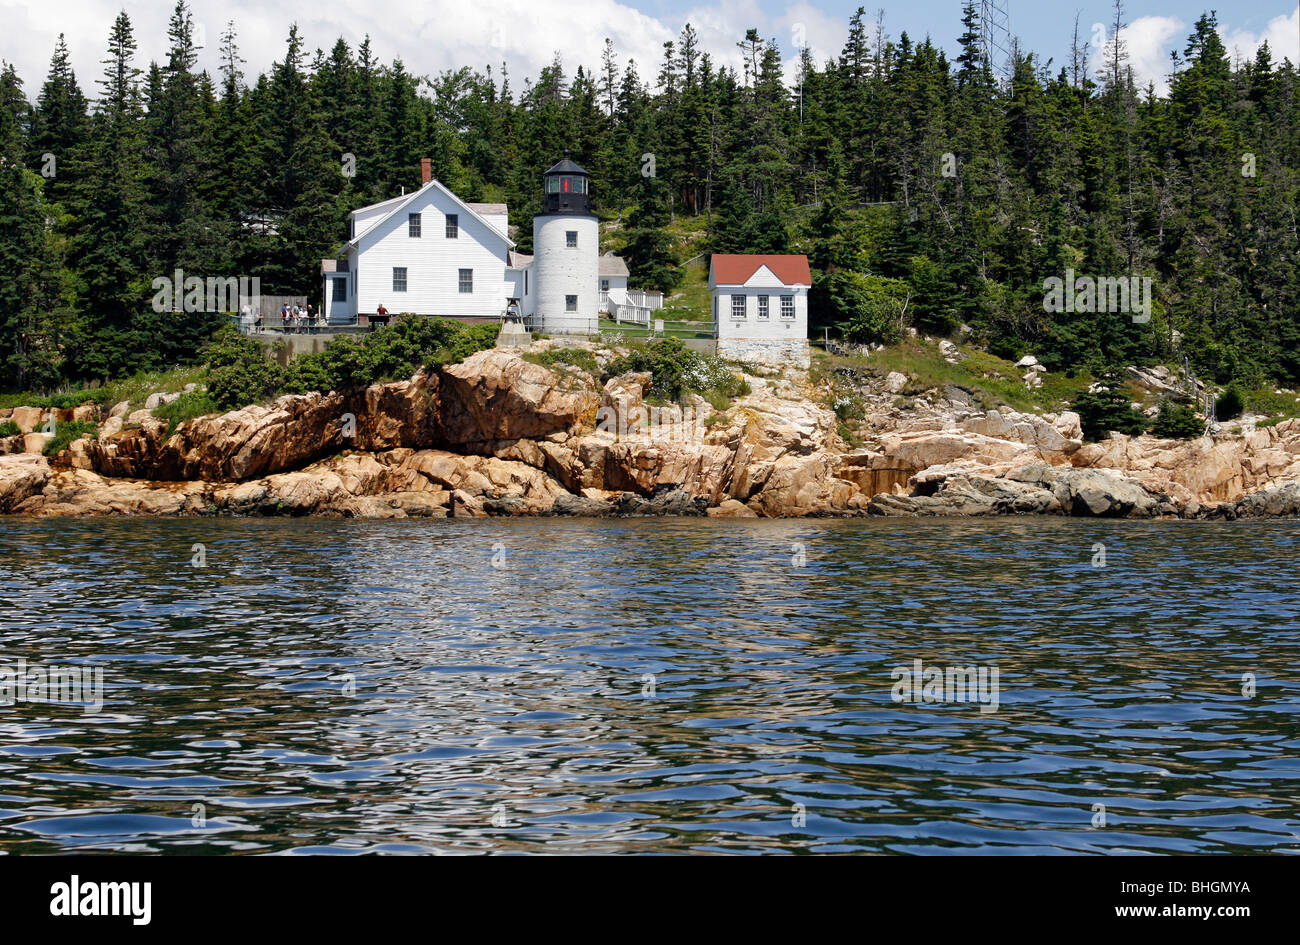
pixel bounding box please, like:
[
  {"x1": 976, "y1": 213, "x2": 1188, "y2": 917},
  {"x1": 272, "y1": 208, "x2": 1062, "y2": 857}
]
[{"x1": 717, "y1": 337, "x2": 810, "y2": 369}]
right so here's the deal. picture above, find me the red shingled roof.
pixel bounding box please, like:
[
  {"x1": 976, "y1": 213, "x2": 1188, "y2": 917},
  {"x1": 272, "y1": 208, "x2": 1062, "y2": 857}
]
[{"x1": 710, "y1": 254, "x2": 811, "y2": 286}]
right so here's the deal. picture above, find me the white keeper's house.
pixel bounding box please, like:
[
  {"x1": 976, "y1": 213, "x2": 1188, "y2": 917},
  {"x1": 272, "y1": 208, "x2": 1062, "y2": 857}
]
[
  {"x1": 322, "y1": 152, "x2": 655, "y2": 333},
  {"x1": 709, "y1": 254, "x2": 811, "y2": 367}
]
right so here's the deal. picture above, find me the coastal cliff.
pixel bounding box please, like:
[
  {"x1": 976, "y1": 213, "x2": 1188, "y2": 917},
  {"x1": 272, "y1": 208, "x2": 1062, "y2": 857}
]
[{"x1": 4, "y1": 342, "x2": 1300, "y2": 519}]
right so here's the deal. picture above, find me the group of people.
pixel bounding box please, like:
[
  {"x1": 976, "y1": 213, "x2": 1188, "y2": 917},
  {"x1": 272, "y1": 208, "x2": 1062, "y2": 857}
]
[{"x1": 280, "y1": 303, "x2": 322, "y2": 333}]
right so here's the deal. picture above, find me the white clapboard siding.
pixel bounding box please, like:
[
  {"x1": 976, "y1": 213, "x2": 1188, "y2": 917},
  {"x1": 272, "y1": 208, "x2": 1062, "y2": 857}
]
[{"x1": 354, "y1": 185, "x2": 512, "y2": 318}]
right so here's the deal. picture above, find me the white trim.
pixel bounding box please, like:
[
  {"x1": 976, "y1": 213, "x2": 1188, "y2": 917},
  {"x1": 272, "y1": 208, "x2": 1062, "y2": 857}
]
[{"x1": 346, "y1": 180, "x2": 515, "y2": 252}]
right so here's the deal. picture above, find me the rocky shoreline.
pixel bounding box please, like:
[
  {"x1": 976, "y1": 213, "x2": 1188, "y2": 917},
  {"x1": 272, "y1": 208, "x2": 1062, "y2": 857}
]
[{"x1": 4, "y1": 343, "x2": 1300, "y2": 520}]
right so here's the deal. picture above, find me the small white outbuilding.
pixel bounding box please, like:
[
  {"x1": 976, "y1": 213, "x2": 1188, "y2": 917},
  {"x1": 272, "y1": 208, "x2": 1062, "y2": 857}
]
[{"x1": 709, "y1": 254, "x2": 811, "y2": 368}]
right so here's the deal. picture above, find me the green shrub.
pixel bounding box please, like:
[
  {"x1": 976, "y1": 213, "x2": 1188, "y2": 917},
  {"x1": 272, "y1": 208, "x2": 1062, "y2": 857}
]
[
  {"x1": 1072, "y1": 383, "x2": 1149, "y2": 441},
  {"x1": 203, "y1": 326, "x2": 284, "y2": 411},
  {"x1": 0, "y1": 420, "x2": 20, "y2": 437},
  {"x1": 42, "y1": 419, "x2": 98, "y2": 456},
  {"x1": 832, "y1": 393, "x2": 866, "y2": 421},
  {"x1": 1215, "y1": 385, "x2": 1245, "y2": 421},
  {"x1": 153, "y1": 390, "x2": 219, "y2": 438},
  {"x1": 605, "y1": 338, "x2": 749, "y2": 405},
  {"x1": 282, "y1": 315, "x2": 499, "y2": 397},
  {"x1": 1150, "y1": 398, "x2": 1204, "y2": 438},
  {"x1": 606, "y1": 337, "x2": 697, "y2": 400}
]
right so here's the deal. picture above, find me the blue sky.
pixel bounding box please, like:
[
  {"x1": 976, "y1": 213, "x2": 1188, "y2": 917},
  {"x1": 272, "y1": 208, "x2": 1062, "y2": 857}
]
[{"x1": 1, "y1": 1, "x2": 1296, "y2": 97}]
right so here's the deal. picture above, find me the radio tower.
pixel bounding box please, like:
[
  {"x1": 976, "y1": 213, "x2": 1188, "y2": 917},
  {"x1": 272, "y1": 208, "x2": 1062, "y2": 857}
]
[{"x1": 979, "y1": 0, "x2": 1013, "y2": 83}]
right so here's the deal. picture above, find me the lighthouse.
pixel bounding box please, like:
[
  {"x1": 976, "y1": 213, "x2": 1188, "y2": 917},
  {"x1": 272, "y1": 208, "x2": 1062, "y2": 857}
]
[{"x1": 533, "y1": 151, "x2": 599, "y2": 334}]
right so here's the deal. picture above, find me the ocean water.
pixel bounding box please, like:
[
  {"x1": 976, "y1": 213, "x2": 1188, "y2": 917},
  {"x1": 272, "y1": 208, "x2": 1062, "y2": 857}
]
[{"x1": 0, "y1": 516, "x2": 1296, "y2": 855}]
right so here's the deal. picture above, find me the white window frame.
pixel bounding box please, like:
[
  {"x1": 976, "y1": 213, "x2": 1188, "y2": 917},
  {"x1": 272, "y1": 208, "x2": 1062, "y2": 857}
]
[
  {"x1": 731, "y1": 294, "x2": 747, "y2": 320},
  {"x1": 757, "y1": 295, "x2": 769, "y2": 319},
  {"x1": 446, "y1": 214, "x2": 459, "y2": 239},
  {"x1": 565, "y1": 294, "x2": 578, "y2": 312},
  {"x1": 566, "y1": 231, "x2": 578, "y2": 248},
  {"x1": 392, "y1": 267, "x2": 407, "y2": 292},
  {"x1": 408, "y1": 212, "x2": 421, "y2": 238},
  {"x1": 780, "y1": 295, "x2": 795, "y2": 319},
  {"x1": 458, "y1": 268, "x2": 473, "y2": 294}
]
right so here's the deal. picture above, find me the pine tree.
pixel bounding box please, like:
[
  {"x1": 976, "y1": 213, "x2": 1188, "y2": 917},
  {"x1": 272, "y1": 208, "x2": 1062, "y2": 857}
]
[
  {"x1": 28, "y1": 34, "x2": 87, "y2": 207},
  {"x1": 68, "y1": 10, "x2": 154, "y2": 379}
]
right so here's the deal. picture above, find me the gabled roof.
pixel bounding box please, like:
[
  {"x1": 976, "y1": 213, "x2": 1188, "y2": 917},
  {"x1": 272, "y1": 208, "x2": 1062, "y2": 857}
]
[
  {"x1": 710, "y1": 254, "x2": 811, "y2": 286},
  {"x1": 346, "y1": 181, "x2": 515, "y2": 250},
  {"x1": 599, "y1": 253, "x2": 629, "y2": 277}
]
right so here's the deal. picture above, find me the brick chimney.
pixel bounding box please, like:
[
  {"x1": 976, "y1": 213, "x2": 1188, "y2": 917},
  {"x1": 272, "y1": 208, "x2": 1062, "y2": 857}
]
[{"x1": 420, "y1": 158, "x2": 432, "y2": 186}]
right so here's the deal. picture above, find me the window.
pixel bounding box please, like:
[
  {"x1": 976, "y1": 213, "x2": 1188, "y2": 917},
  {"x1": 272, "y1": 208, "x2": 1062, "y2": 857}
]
[
  {"x1": 445, "y1": 214, "x2": 458, "y2": 239},
  {"x1": 332, "y1": 278, "x2": 346, "y2": 302},
  {"x1": 781, "y1": 295, "x2": 795, "y2": 319},
  {"x1": 458, "y1": 268, "x2": 473, "y2": 294},
  {"x1": 600, "y1": 278, "x2": 609, "y2": 291},
  {"x1": 392, "y1": 267, "x2": 407, "y2": 292},
  {"x1": 731, "y1": 295, "x2": 747, "y2": 319},
  {"x1": 566, "y1": 231, "x2": 578, "y2": 248},
  {"x1": 524, "y1": 271, "x2": 528, "y2": 295},
  {"x1": 565, "y1": 295, "x2": 578, "y2": 312},
  {"x1": 757, "y1": 295, "x2": 769, "y2": 319},
  {"x1": 408, "y1": 212, "x2": 421, "y2": 238},
  {"x1": 547, "y1": 176, "x2": 586, "y2": 194}
]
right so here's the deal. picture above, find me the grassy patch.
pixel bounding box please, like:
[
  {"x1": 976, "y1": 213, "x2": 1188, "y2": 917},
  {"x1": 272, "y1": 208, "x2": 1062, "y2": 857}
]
[
  {"x1": 596, "y1": 315, "x2": 713, "y2": 339},
  {"x1": 153, "y1": 390, "x2": 220, "y2": 439},
  {"x1": 818, "y1": 338, "x2": 1095, "y2": 413},
  {"x1": 661, "y1": 256, "x2": 713, "y2": 321},
  {"x1": 42, "y1": 420, "x2": 98, "y2": 456},
  {"x1": 0, "y1": 420, "x2": 21, "y2": 437},
  {"x1": 522, "y1": 348, "x2": 600, "y2": 376},
  {"x1": 1244, "y1": 387, "x2": 1300, "y2": 422},
  {"x1": 0, "y1": 366, "x2": 207, "y2": 414}
]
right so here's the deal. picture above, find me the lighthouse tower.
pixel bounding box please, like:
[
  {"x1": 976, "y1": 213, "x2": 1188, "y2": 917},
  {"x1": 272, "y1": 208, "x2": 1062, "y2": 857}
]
[{"x1": 533, "y1": 152, "x2": 598, "y2": 334}]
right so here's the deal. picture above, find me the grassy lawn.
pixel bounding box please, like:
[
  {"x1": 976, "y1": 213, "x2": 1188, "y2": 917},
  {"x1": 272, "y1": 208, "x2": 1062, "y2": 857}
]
[
  {"x1": 596, "y1": 317, "x2": 714, "y2": 340},
  {"x1": 662, "y1": 256, "x2": 713, "y2": 321}
]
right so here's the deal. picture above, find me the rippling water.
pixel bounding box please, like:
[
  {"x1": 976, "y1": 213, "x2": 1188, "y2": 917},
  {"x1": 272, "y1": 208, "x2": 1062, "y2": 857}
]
[{"x1": 0, "y1": 516, "x2": 1297, "y2": 854}]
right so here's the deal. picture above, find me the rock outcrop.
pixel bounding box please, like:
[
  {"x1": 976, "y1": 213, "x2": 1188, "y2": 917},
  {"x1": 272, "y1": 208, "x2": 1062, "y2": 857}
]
[{"x1": 6, "y1": 346, "x2": 1300, "y2": 519}]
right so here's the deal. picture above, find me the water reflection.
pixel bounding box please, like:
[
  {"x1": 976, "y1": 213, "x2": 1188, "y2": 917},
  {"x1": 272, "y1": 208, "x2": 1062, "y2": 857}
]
[{"x1": 0, "y1": 516, "x2": 1296, "y2": 853}]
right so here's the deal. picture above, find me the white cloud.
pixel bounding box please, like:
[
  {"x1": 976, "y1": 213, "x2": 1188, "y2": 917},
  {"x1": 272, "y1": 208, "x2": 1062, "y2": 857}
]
[
  {"x1": 0, "y1": 0, "x2": 677, "y2": 98},
  {"x1": 1089, "y1": 15, "x2": 1184, "y2": 95},
  {"x1": 1221, "y1": 9, "x2": 1300, "y2": 69},
  {"x1": 0, "y1": 0, "x2": 847, "y2": 101}
]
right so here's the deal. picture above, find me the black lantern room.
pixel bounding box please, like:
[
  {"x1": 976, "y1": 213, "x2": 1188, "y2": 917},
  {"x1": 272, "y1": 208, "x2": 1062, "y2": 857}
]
[{"x1": 541, "y1": 150, "x2": 593, "y2": 215}]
